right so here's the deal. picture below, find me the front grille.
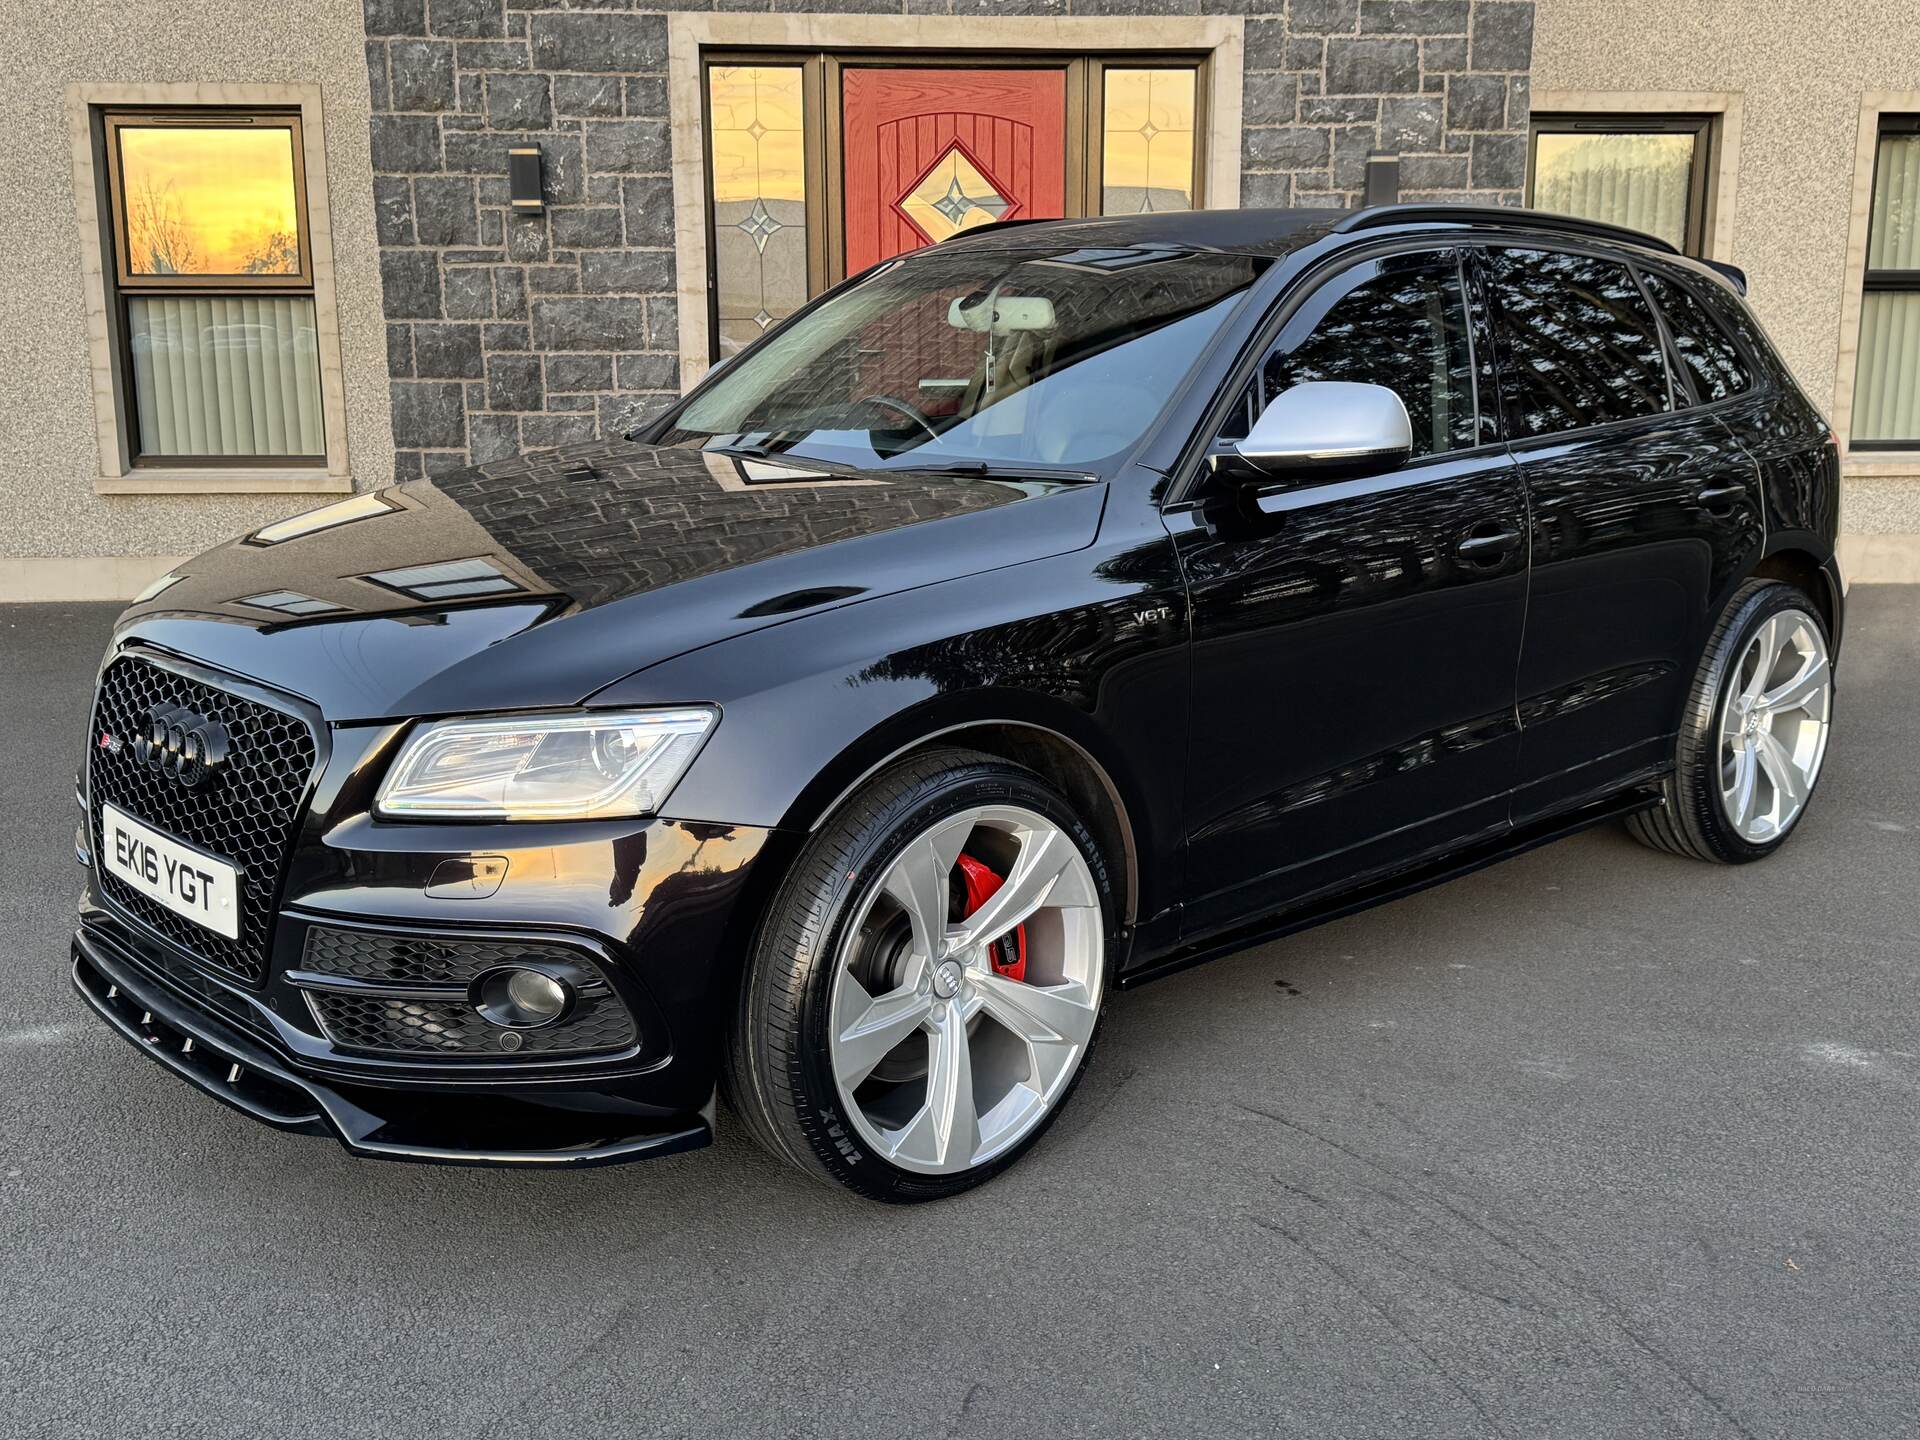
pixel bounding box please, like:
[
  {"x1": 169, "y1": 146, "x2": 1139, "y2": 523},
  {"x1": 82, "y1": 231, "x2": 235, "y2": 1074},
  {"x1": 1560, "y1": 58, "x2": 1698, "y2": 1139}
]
[
  {"x1": 299, "y1": 927, "x2": 638, "y2": 1059},
  {"x1": 89, "y1": 654, "x2": 317, "y2": 985}
]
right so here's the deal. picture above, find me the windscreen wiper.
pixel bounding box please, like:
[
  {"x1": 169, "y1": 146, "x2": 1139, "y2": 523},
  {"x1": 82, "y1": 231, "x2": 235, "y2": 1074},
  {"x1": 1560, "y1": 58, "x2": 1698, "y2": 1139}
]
[{"x1": 902, "y1": 460, "x2": 1099, "y2": 483}]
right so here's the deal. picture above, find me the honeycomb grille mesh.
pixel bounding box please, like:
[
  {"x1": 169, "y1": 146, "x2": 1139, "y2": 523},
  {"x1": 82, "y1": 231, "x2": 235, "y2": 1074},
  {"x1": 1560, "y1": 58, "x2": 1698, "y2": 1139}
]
[
  {"x1": 307, "y1": 991, "x2": 639, "y2": 1057},
  {"x1": 89, "y1": 655, "x2": 317, "y2": 985},
  {"x1": 302, "y1": 927, "x2": 597, "y2": 987},
  {"x1": 300, "y1": 927, "x2": 637, "y2": 1059}
]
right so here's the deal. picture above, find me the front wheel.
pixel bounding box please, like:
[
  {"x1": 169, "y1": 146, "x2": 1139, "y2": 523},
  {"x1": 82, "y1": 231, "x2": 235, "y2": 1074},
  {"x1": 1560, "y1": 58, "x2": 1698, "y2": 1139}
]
[
  {"x1": 1628, "y1": 579, "x2": 1834, "y2": 863},
  {"x1": 725, "y1": 748, "x2": 1113, "y2": 1202}
]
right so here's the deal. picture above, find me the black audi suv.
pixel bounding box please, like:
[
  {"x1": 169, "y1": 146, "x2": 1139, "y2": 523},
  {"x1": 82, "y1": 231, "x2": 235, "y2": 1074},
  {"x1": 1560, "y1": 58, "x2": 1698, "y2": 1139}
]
[{"x1": 72, "y1": 204, "x2": 1843, "y2": 1201}]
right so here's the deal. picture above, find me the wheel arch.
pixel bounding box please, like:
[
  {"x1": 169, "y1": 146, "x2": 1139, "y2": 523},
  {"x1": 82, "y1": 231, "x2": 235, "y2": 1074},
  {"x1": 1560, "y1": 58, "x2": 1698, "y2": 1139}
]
[
  {"x1": 1752, "y1": 540, "x2": 1839, "y2": 645},
  {"x1": 780, "y1": 697, "x2": 1146, "y2": 934}
]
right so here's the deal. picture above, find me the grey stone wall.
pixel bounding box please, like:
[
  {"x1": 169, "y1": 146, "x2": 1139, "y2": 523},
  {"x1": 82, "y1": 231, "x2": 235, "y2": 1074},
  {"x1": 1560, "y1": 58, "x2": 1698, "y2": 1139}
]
[
  {"x1": 366, "y1": 0, "x2": 1534, "y2": 480},
  {"x1": 1238, "y1": 0, "x2": 1533, "y2": 209}
]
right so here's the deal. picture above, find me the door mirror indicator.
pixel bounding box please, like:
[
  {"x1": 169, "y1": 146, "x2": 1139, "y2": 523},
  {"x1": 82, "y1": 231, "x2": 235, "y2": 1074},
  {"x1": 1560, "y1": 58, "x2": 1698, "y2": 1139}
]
[{"x1": 1223, "y1": 381, "x2": 1414, "y2": 484}]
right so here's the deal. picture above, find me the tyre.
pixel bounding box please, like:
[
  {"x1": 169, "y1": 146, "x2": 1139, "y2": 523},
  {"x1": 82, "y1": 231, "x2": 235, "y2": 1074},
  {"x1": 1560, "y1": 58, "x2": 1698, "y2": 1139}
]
[
  {"x1": 725, "y1": 747, "x2": 1114, "y2": 1202},
  {"x1": 1627, "y1": 579, "x2": 1834, "y2": 863}
]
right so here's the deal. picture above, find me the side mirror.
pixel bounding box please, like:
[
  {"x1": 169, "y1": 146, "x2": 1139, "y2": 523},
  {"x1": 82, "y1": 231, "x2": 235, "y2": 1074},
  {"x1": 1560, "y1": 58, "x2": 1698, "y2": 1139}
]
[{"x1": 1225, "y1": 380, "x2": 1413, "y2": 483}]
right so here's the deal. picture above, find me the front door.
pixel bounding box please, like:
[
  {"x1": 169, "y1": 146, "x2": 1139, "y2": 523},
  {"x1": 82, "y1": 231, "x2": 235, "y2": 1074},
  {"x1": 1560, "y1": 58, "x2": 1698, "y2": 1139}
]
[
  {"x1": 840, "y1": 68, "x2": 1067, "y2": 273},
  {"x1": 1170, "y1": 249, "x2": 1530, "y2": 940}
]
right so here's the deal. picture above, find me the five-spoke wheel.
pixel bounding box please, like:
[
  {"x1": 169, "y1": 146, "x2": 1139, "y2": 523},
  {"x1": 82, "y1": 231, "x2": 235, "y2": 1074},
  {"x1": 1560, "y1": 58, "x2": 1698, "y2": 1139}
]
[
  {"x1": 727, "y1": 749, "x2": 1112, "y2": 1201},
  {"x1": 828, "y1": 804, "x2": 1103, "y2": 1175},
  {"x1": 1717, "y1": 608, "x2": 1832, "y2": 843},
  {"x1": 1629, "y1": 579, "x2": 1835, "y2": 863}
]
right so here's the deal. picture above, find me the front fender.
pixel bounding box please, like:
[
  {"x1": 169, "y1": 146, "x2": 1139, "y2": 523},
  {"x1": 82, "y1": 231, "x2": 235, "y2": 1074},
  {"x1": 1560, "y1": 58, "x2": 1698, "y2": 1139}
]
[{"x1": 594, "y1": 538, "x2": 1190, "y2": 927}]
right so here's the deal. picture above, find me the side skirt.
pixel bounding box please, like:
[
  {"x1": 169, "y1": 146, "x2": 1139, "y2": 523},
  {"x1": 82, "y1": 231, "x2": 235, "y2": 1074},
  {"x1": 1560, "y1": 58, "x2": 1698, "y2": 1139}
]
[{"x1": 1117, "y1": 785, "x2": 1663, "y2": 990}]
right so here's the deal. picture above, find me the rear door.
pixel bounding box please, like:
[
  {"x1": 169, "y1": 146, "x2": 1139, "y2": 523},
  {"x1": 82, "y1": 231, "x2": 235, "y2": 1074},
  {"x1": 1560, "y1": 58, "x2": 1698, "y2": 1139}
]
[
  {"x1": 1170, "y1": 247, "x2": 1529, "y2": 936},
  {"x1": 1484, "y1": 246, "x2": 1764, "y2": 823}
]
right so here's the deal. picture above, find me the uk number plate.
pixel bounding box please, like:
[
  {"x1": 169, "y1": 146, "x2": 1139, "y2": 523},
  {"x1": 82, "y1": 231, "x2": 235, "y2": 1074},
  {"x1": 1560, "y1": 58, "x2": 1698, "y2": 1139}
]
[{"x1": 100, "y1": 803, "x2": 241, "y2": 940}]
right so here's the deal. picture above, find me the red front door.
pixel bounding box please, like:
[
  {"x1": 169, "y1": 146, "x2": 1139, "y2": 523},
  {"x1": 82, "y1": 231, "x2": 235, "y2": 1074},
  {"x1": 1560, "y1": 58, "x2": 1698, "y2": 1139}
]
[{"x1": 841, "y1": 67, "x2": 1067, "y2": 273}]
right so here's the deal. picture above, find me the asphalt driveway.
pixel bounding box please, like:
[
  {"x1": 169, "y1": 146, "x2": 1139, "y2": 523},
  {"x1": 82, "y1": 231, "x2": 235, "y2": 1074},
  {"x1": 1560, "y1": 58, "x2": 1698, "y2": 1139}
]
[{"x1": 2, "y1": 592, "x2": 1916, "y2": 1439}]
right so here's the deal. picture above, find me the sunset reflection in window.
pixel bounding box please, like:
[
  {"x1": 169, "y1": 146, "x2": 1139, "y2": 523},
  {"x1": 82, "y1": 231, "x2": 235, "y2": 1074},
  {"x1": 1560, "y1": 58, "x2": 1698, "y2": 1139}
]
[
  {"x1": 1102, "y1": 69, "x2": 1197, "y2": 215},
  {"x1": 117, "y1": 125, "x2": 302, "y2": 276}
]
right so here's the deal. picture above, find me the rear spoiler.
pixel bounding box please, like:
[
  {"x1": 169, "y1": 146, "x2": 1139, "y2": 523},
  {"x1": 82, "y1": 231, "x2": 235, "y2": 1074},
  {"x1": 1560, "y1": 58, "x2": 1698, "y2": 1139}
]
[{"x1": 1703, "y1": 259, "x2": 1748, "y2": 296}]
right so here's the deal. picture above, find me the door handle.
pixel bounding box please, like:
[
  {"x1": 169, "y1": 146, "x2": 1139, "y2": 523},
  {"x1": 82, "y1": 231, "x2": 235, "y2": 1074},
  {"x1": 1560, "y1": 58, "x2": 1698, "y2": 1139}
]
[
  {"x1": 1696, "y1": 484, "x2": 1746, "y2": 512},
  {"x1": 1456, "y1": 526, "x2": 1524, "y2": 563}
]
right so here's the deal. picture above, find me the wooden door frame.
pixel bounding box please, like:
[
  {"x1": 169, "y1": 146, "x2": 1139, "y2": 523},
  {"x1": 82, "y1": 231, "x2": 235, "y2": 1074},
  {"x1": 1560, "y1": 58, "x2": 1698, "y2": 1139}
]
[{"x1": 668, "y1": 13, "x2": 1246, "y2": 387}]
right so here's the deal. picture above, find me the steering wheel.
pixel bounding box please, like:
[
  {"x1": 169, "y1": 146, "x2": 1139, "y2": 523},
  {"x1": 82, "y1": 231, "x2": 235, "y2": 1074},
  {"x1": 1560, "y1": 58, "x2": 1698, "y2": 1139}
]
[{"x1": 854, "y1": 393, "x2": 943, "y2": 444}]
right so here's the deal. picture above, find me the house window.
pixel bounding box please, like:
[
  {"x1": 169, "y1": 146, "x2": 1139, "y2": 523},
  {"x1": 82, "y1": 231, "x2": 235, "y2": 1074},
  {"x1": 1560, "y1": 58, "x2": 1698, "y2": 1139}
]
[
  {"x1": 706, "y1": 66, "x2": 813, "y2": 360},
  {"x1": 1099, "y1": 67, "x2": 1198, "y2": 215},
  {"x1": 102, "y1": 109, "x2": 324, "y2": 464},
  {"x1": 1528, "y1": 114, "x2": 1713, "y2": 255},
  {"x1": 700, "y1": 52, "x2": 1207, "y2": 362},
  {"x1": 1853, "y1": 116, "x2": 1920, "y2": 449}
]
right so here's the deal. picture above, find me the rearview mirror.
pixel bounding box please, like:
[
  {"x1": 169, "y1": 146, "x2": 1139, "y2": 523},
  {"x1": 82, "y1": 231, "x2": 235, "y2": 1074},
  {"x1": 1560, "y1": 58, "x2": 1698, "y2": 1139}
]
[
  {"x1": 947, "y1": 294, "x2": 1057, "y2": 334},
  {"x1": 1226, "y1": 380, "x2": 1412, "y2": 483}
]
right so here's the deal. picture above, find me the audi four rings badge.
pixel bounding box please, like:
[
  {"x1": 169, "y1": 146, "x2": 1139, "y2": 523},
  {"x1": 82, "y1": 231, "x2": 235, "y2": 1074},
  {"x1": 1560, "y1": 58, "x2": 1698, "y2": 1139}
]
[{"x1": 123, "y1": 705, "x2": 232, "y2": 788}]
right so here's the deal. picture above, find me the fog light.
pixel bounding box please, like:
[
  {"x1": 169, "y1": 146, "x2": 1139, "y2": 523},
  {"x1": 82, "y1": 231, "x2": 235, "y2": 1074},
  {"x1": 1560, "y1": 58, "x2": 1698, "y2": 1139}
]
[{"x1": 473, "y1": 966, "x2": 573, "y2": 1029}]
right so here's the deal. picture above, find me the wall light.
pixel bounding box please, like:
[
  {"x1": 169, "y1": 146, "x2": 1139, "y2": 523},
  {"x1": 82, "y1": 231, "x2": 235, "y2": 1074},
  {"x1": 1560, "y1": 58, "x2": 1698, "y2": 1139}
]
[{"x1": 509, "y1": 146, "x2": 544, "y2": 214}]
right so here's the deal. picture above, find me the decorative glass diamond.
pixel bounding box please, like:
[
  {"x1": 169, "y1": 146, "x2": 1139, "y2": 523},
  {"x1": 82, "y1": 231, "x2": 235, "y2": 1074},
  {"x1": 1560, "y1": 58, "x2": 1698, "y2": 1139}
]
[
  {"x1": 752, "y1": 308, "x2": 773, "y2": 329},
  {"x1": 746, "y1": 119, "x2": 767, "y2": 141},
  {"x1": 897, "y1": 146, "x2": 1014, "y2": 243},
  {"x1": 734, "y1": 197, "x2": 784, "y2": 253}
]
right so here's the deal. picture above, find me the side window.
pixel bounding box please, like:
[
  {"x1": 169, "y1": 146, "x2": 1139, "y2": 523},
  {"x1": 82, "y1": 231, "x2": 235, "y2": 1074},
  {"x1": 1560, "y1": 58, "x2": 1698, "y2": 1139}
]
[
  {"x1": 1487, "y1": 248, "x2": 1673, "y2": 437},
  {"x1": 1642, "y1": 269, "x2": 1752, "y2": 402},
  {"x1": 1257, "y1": 251, "x2": 1478, "y2": 458}
]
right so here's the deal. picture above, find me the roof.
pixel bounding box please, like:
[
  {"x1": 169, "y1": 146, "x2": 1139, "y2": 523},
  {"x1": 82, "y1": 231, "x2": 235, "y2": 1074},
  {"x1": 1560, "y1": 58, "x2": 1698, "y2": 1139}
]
[
  {"x1": 938, "y1": 207, "x2": 1350, "y2": 258},
  {"x1": 942, "y1": 202, "x2": 1689, "y2": 264}
]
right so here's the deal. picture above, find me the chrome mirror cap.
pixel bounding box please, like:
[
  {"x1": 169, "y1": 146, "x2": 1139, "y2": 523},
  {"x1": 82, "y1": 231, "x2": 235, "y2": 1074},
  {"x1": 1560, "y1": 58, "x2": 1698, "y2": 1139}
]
[{"x1": 1230, "y1": 380, "x2": 1414, "y2": 481}]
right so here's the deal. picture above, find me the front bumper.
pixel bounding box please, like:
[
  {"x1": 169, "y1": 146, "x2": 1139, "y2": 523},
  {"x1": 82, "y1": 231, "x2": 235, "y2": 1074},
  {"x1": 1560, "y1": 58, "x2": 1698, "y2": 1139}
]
[
  {"x1": 73, "y1": 799, "x2": 785, "y2": 1168},
  {"x1": 73, "y1": 648, "x2": 788, "y2": 1167},
  {"x1": 74, "y1": 921, "x2": 713, "y2": 1167}
]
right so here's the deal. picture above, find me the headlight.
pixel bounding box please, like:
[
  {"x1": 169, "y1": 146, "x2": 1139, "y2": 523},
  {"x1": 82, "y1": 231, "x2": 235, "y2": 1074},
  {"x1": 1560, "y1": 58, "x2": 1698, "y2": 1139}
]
[{"x1": 375, "y1": 708, "x2": 717, "y2": 820}]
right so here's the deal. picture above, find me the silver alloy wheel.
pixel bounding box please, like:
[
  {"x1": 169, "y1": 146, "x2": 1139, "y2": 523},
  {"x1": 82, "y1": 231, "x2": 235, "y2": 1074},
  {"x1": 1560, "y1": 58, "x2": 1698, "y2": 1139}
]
[
  {"x1": 826, "y1": 804, "x2": 1104, "y2": 1176},
  {"x1": 1718, "y1": 607, "x2": 1832, "y2": 843}
]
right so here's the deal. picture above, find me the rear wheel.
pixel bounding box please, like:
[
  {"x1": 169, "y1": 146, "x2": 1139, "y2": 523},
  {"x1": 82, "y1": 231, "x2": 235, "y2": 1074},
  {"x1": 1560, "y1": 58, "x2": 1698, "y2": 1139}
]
[
  {"x1": 726, "y1": 748, "x2": 1112, "y2": 1202},
  {"x1": 1628, "y1": 580, "x2": 1834, "y2": 863}
]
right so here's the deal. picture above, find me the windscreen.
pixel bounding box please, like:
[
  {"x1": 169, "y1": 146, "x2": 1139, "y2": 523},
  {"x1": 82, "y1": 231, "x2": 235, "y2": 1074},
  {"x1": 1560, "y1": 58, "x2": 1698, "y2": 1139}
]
[{"x1": 664, "y1": 246, "x2": 1266, "y2": 472}]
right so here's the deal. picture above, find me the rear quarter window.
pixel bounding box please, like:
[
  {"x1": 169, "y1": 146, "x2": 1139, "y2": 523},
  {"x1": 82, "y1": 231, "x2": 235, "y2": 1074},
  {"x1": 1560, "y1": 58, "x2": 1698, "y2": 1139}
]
[{"x1": 1642, "y1": 269, "x2": 1752, "y2": 402}]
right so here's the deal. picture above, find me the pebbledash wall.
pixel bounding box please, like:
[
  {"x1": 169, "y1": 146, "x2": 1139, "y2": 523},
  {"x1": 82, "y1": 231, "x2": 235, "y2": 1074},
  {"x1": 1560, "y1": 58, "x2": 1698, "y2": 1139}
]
[
  {"x1": 1533, "y1": 0, "x2": 1920, "y2": 582},
  {"x1": 1, "y1": 0, "x2": 393, "y2": 602},
  {"x1": 367, "y1": 0, "x2": 1537, "y2": 482}
]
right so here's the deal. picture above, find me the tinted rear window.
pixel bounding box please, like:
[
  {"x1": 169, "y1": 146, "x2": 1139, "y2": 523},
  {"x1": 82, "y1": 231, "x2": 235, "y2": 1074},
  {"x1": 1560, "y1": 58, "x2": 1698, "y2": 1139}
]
[
  {"x1": 1642, "y1": 269, "x2": 1752, "y2": 402},
  {"x1": 1487, "y1": 248, "x2": 1672, "y2": 437}
]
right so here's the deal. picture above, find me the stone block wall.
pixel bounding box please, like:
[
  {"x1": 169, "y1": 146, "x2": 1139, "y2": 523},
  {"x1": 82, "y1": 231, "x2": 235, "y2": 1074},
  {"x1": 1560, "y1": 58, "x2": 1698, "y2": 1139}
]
[
  {"x1": 366, "y1": 0, "x2": 1535, "y2": 479},
  {"x1": 1237, "y1": 0, "x2": 1534, "y2": 209}
]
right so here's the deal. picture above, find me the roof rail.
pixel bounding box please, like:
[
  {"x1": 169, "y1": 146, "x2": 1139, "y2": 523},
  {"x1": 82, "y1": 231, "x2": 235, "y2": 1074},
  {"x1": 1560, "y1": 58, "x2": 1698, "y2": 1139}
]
[{"x1": 1332, "y1": 204, "x2": 1682, "y2": 257}]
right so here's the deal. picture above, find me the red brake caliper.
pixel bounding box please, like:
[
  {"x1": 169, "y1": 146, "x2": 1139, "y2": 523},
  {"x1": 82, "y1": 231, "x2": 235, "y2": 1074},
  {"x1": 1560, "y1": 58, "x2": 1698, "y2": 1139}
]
[{"x1": 955, "y1": 854, "x2": 1027, "y2": 983}]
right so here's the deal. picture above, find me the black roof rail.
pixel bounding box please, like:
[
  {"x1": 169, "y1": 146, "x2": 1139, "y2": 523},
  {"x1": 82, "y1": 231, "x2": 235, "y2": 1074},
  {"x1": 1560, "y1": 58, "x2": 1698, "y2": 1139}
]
[{"x1": 1332, "y1": 203, "x2": 1682, "y2": 257}]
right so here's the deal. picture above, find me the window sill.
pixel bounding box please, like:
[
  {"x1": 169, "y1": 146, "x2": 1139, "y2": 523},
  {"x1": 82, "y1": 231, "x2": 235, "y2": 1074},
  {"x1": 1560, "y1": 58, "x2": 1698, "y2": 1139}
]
[
  {"x1": 94, "y1": 469, "x2": 353, "y2": 496},
  {"x1": 1842, "y1": 453, "x2": 1920, "y2": 479}
]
